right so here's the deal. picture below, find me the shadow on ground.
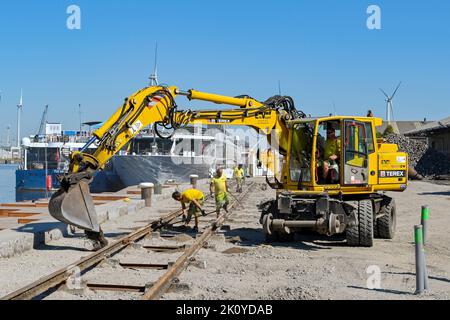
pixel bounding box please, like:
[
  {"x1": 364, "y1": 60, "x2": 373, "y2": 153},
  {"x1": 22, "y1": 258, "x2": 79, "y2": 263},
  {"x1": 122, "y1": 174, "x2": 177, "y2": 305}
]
[
  {"x1": 347, "y1": 285, "x2": 412, "y2": 296},
  {"x1": 221, "y1": 227, "x2": 347, "y2": 251},
  {"x1": 384, "y1": 271, "x2": 450, "y2": 284},
  {"x1": 418, "y1": 191, "x2": 450, "y2": 196},
  {"x1": 15, "y1": 222, "x2": 70, "y2": 249}
]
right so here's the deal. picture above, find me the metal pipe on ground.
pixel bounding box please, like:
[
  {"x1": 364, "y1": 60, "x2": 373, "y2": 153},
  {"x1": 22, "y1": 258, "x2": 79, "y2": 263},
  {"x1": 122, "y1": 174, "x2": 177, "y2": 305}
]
[
  {"x1": 414, "y1": 225, "x2": 429, "y2": 294},
  {"x1": 419, "y1": 206, "x2": 430, "y2": 291},
  {"x1": 140, "y1": 183, "x2": 154, "y2": 207}
]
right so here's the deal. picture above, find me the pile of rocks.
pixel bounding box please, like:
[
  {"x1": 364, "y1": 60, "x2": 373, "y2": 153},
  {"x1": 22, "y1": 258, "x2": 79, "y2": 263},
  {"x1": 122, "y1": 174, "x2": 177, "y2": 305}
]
[{"x1": 385, "y1": 134, "x2": 450, "y2": 177}]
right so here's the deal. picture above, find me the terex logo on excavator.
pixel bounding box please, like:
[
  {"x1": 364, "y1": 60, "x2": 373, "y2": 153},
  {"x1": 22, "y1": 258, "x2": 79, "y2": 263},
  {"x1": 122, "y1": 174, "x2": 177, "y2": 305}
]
[{"x1": 379, "y1": 170, "x2": 406, "y2": 178}]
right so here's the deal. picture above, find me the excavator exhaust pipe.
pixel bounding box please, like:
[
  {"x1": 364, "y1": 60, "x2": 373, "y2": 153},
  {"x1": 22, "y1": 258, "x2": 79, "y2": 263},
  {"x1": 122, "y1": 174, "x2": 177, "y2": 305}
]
[{"x1": 48, "y1": 179, "x2": 100, "y2": 232}]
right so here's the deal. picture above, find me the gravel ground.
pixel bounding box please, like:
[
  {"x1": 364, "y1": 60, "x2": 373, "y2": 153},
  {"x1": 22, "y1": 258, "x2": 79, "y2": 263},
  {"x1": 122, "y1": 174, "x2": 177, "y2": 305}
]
[
  {"x1": 0, "y1": 179, "x2": 213, "y2": 298},
  {"x1": 162, "y1": 179, "x2": 450, "y2": 300},
  {"x1": 1, "y1": 178, "x2": 449, "y2": 300}
]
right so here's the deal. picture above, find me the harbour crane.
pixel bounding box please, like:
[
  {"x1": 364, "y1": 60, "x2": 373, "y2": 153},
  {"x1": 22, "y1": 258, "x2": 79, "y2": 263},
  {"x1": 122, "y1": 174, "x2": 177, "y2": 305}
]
[{"x1": 34, "y1": 105, "x2": 49, "y2": 142}]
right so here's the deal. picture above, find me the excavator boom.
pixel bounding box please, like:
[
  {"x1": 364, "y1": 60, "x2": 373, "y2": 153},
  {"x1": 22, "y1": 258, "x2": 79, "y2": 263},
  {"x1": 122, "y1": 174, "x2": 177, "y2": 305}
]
[{"x1": 49, "y1": 85, "x2": 300, "y2": 238}]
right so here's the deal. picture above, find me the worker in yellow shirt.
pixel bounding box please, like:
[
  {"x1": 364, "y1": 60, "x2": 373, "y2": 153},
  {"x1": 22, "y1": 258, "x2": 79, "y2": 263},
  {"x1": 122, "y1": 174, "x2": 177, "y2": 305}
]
[
  {"x1": 233, "y1": 164, "x2": 245, "y2": 193},
  {"x1": 323, "y1": 127, "x2": 341, "y2": 183},
  {"x1": 210, "y1": 168, "x2": 229, "y2": 218},
  {"x1": 172, "y1": 188, "x2": 206, "y2": 232}
]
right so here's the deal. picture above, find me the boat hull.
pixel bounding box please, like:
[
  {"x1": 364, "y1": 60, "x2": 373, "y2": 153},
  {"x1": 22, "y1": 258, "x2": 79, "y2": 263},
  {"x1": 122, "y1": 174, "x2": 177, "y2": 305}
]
[{"x1": 108, "y1": 155, "x2": 213, "y2": 186}]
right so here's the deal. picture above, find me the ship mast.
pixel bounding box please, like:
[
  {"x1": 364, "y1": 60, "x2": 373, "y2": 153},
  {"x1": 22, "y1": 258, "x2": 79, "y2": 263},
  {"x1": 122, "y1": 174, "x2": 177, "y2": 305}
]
[
  {"x1": 149, "y1": 43, "x2": 159, "y2": 154},
  {"x1": 17, "y1": 89, "x2": 23, "y2": 148}
]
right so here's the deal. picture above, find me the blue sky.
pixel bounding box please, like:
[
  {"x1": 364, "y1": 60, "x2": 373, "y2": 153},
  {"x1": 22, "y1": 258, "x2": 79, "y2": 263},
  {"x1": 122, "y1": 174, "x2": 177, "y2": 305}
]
[{"x1": 0, "y1": 0, "x2": 449, "y2": 143}]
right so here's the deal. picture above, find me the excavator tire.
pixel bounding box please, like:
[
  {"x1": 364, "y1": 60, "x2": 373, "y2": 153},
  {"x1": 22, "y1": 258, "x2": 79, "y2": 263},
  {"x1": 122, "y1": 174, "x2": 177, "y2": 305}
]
[
  {"x1": 346, "y1": 200, "x2": 374, "y2": 247},
  {"x1": 345, "y1": 201, "x2": 360, "y2": 246},
  {"x1": 358, "y1": 200, "x2": 374, "y2": 247},
  {"x1": 377, "y1": 197, "x2": 396, "y2": 239}
]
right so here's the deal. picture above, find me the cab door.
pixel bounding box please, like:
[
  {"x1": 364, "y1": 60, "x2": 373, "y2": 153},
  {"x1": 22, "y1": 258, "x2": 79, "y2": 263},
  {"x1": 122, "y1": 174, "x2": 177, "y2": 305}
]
[{"x1": 343, "y1": 120, "x2": 369, "y2": 185}]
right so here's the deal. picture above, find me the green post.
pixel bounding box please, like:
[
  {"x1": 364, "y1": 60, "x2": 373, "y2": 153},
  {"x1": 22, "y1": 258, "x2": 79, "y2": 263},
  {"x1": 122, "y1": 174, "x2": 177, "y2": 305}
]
[
  {"x1": 421, "y1": 205, "x2": 429, "y2": 246},
  {"x1": 414, "y1": 225, "x2": 424, "y2": 294}
]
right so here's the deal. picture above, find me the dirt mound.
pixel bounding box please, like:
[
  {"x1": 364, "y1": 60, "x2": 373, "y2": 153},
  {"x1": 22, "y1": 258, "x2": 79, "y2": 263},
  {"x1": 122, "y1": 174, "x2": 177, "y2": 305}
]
[{"x1": 385, "y1": 134, "x2": 450, "y2": 177}]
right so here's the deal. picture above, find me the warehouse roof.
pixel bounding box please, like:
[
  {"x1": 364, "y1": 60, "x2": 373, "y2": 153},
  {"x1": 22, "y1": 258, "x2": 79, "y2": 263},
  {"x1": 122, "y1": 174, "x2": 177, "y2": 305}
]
[
  {"x1": 404, "y1": 116, "x2": 450, "y2": 136},
  {"x1": 377, "y1": 120, "x2": 432, "y2": 135}
]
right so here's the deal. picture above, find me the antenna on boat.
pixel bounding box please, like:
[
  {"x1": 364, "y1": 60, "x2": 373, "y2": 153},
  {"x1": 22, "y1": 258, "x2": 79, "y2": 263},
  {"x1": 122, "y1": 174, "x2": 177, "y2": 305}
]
[
  {"x1": 149, "y1": 42, "x2": 159, "y2": 154},
  {"x1": 16, "y1": 89, "x2": 23, "y2": 148}
]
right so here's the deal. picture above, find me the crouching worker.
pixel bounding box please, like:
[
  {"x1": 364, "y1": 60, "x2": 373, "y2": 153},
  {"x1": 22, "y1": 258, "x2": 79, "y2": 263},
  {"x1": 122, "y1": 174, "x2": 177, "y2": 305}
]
[
  {"x1": 172, "y1": 189, "x2": 206, "y2": 232},
  {"x1": 210, "y1": 168, "x2": 229, "y2": 218}
]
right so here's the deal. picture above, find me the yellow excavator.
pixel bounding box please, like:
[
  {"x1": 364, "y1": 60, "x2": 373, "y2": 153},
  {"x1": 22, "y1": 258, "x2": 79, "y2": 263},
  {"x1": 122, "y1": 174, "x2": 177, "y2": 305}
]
[{"x1": 48, "y1": 85, "x2": 408, "y2": 248}]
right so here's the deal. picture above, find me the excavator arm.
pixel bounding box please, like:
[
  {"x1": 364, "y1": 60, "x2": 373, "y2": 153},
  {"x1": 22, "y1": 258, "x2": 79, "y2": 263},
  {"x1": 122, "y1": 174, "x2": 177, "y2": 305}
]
[{"x1": 48, "y1": 85, "x2": 302, "y2": 242}]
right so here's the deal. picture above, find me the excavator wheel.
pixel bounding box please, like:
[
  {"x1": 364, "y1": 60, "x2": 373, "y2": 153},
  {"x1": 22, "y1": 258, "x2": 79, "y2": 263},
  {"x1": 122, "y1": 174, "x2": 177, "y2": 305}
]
[
  {"x1": 376, "y1": 197, "x2": 396, "y2": 239},
  {"x1": 346, "y1": 200, "x2": 374, "y2": 247}
]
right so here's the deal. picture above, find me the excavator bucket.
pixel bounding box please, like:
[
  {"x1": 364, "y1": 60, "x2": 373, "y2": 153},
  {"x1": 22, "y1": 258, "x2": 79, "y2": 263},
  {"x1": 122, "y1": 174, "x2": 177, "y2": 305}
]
[{"x1": 48, "y1": 180, "x2": 100, "y2": 232}]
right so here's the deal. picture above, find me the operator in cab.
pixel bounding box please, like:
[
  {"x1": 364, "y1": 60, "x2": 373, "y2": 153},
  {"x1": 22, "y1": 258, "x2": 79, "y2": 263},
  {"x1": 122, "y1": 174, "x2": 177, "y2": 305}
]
[{"x1": 322, "y1": 126, "x2": 341, "y2": 183}]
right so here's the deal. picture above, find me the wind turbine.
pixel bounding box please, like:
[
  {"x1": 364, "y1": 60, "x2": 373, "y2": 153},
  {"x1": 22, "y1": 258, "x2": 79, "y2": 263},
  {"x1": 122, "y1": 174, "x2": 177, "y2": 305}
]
[
  {"x1": 16, "y1": 89, "x2": 23, "y2": 148},
  {"x1": 6, "y1": 125, "x2": 11, "y2": 147},
  {"x1": 380, "y1": 82, "x2": 401, "y2": 124},
  {"x1": 149, "y1": 42, "x2": 159, "y2": 86},
  {"x1": 6, "y1": 124, "x2": 11, "y2": 147}
]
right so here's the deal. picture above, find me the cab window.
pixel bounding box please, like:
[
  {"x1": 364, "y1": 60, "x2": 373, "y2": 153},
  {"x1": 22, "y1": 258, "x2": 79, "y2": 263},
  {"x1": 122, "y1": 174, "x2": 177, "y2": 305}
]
[
  {"x1": 290, "y1": 122, "x2": 315, "y2": 183},
  {"x1": 364, "y1": 122, "x2": 375, "y2": 153},
  {"x1": 344, "y1": 121, "x2": 367, "y2": 168}
]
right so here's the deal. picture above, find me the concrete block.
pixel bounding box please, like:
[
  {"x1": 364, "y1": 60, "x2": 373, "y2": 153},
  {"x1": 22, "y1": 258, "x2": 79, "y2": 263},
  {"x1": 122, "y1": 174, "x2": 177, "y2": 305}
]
[
  {"x1": 97, "y1": 209, "x2": 108, "y2": 224},
  {"x1": 135, "y1": 200, "x2": 145, "y2": 210},
  {"x1": 119, "y1": 205, "x2": 128, "y2": 217},
  {"x1": 44, "y1": 227, "x2": 65, "y2": 244},
  {"x1": 0, "y1": 230, "x2": 34, "y2": 258},
  {"x1": 107, "y1": 207, "x2": 120, "y2": 220},
  {"x1": 126, "y1": 203, "x2": 138, "y2": 215}
]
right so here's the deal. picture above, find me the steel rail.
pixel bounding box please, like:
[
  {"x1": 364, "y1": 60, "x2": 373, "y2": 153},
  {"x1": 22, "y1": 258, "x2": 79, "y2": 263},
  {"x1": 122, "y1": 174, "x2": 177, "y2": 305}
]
[
  {"x1": 1, "y1": 192, "x2": 212, "y2": 300},
  {"x1": 1, "y1": 180, "x2": 243, "y2": 300},
  {"x1": 142, "y1": 181, "x2": 255, "y2": 300},
  {"x1": 1, "y1": 216, "x2": 171, "y2": 300}
]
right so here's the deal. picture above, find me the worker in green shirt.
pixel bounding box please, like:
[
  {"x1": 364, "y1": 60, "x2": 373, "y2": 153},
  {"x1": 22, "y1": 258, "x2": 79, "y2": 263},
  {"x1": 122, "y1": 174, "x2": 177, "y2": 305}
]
[
  {"x1": 233, "y1": 164, "x2": 245, "y2": 193},
  {"x1": 210, "y1": 168, "x2": 229, "y2": 218}
]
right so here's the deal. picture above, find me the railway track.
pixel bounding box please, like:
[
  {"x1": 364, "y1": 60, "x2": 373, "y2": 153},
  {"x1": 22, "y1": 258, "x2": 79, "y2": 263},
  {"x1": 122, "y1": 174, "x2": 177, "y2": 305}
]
[{"x1": 1, "y1": 180, "x2": 255, "y2": 300}]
